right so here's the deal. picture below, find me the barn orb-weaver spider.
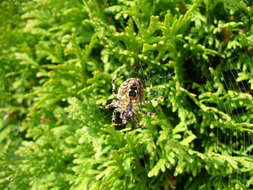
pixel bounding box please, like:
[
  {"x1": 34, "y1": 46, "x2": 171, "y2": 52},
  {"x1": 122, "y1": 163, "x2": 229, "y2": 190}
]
[{"x1": 99, "y1": 78, "x2": 162, "y2": 126}]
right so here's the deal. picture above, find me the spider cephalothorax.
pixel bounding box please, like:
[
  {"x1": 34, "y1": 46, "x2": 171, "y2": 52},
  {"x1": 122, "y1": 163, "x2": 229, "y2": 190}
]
[{"x1": 100, "y1": 78, "x2": 161, "y2": 126}]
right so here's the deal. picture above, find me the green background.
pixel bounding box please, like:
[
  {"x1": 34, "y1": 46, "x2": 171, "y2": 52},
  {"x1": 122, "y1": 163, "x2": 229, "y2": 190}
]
[{"x1": 1, "y1": 0, "x2": 253, "y2": 189}]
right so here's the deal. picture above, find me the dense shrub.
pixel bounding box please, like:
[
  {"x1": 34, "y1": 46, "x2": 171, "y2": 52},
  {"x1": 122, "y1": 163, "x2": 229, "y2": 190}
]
[{"x1": 1, "y1": 0, "x2": 253, "y2": 189}]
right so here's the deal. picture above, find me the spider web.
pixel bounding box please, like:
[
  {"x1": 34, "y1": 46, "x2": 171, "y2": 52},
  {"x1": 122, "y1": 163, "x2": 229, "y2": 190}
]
[
  {"x1": 117, "y1": 10, "x2": 253, "y2": 187},
  {"x1": 134, "y1": 49, "x2": 253, "y2": 188},
  {"x1": 220, "y1": 59, "x2": 252, "y2": 188},
  {"x1": 135, "y1": 59, "x2": 172, "y2": 100}
]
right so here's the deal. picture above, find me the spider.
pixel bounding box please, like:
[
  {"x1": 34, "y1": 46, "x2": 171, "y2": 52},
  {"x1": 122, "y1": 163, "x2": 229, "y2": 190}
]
[{"x1": 99, "y1": 78, "x2": 162, "y2": 126}]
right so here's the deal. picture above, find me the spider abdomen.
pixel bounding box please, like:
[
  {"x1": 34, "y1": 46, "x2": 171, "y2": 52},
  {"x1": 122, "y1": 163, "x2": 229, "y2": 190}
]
[{"x1": 117, "y1": 78, "x2": 144, "y2": 102}]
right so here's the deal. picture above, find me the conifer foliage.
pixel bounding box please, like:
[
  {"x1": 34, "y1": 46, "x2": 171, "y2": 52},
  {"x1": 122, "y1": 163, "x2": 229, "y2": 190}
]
[{"x1": 1, "y1": 0, "x2": 253, "y2": 189}]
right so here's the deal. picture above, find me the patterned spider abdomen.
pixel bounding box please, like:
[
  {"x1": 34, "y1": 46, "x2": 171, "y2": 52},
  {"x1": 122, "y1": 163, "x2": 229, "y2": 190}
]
[{"x1": 117, "y1": 78, "x2": 144, "y2": 102}]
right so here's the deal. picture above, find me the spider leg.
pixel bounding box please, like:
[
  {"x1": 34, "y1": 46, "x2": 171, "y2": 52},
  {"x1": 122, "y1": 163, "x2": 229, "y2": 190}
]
[
  {"x1": 99, "y1": 103, "x2": 114, "y2": 109},
  {"x1": 99, "y1": 100, "x2": 118, "y2": 109},
  {"x1": 112, "y1": 109, "x2": 118, "y2": 125},
  {"x1": 131, "y1": 110, "x2": 139, "y2": 128},
  {"x1": 135, "y1": 108, "x2": 154, "y2": 116},
  {"x1": 133, "y1": 112, "x2": 139, "y2": 122},
  {"x1": 132, "y1": 96, "x2": 164, "y2": 106},
  {"x1": 112, "y1": 78, "x2": 117, "y2": 97}
]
